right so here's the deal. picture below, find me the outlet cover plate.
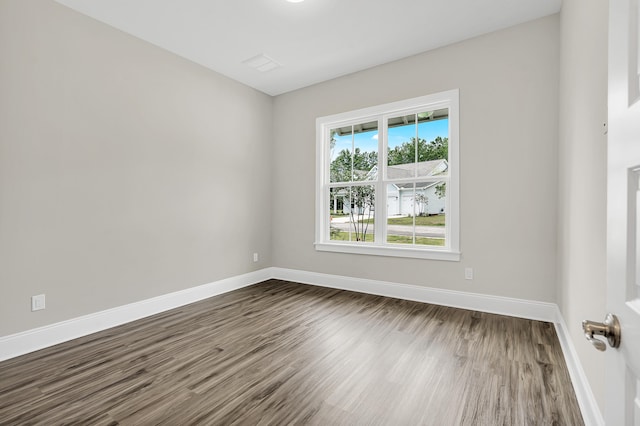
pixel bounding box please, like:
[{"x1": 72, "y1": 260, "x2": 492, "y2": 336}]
[
  {"x1": 31, "y1": 294, "x2": 46, "y2": 311},
  {"x1": 464, "y1": 267, "x2": 474, "y2": 280}
]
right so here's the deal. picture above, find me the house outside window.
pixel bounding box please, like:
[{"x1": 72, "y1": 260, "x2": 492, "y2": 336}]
[{"x1": 315, "y1": 90, "x2": 460, "y2": 261}]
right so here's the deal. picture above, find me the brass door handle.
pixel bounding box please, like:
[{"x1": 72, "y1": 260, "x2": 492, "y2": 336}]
[{"x1": 582, "y1": 313, "x2": 621, "y2": 351}]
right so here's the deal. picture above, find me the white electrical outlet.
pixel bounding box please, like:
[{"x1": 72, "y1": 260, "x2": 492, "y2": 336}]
[
  {"x1": 464, "y1": 267, "x2": 474, "y2": 280},
  {"x1": 31, "y1": 294, "x2": 46, "y2": 311},
  {"x1": 253, "y1": 252, "x2": 259, "y2": 262}
]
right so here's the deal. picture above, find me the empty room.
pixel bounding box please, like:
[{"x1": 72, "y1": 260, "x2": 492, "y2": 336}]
[{"x1": 1, "y1": 0, "x2": 639, "y2": 424}]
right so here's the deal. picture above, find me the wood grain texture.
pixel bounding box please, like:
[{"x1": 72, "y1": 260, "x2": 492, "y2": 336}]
[{"x1": 0, "y1": 279, "x2": 583, "y2": 425}]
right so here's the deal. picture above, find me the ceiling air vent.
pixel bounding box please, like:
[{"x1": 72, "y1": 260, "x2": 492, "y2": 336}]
[{"x1": 242, "y1": 54, "x2": 281, "y2": 72}]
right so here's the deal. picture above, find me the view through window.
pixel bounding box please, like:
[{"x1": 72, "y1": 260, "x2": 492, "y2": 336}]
[{"x1": 316, "y1": 90, "x2": 459, "y2": 260}]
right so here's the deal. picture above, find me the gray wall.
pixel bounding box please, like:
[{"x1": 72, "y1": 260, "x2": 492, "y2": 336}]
[
  {"x1": 0, "y1": 0, "x2": 273, "y2": 336},
  {"x1": 272, "y1": 16, "x2": 560, "y2": 303},
  {"x1": 0, "y1": 1, "x2": 609, "y2": 412},
  {"x1": 557, "y1": 0, "x2": 608, "y2": 411}
]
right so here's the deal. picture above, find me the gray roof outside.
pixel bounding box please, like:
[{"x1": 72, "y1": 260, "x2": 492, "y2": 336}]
[
  {"x1": 387, "y1": 159, "x2": 448, "y2": 179},
  {"x1": 335, "y1": 159, "x2": 448, "y2": 191}
]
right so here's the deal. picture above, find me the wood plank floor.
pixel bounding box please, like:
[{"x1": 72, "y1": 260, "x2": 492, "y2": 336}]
[{"x1": 0, "y1": 279, "x2": 583, "y2": 425}]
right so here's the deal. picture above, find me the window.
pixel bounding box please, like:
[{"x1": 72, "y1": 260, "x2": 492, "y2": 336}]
[{"x1": 315, "y1": 90, "x2": 460, "y2": 260}]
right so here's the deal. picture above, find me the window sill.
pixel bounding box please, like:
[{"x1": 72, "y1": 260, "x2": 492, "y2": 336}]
[{"x1": 314, "y1": 242, "x2": 461, "y2": 261}]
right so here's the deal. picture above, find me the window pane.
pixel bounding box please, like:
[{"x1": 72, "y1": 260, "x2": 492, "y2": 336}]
[
  {"x1": 329, "y1": 186, "x2": 351, "y2": 241},
  {"x1": 329, "y1": 185, "x2": 375, "y2": 242},
  {"x1": 386, "y1": 181, "x2": 446, "y2": 246},
  {"x1": 388, "y1": 114, "x2": 417, "y2": 178},
  {"x1": 417, "y1": 108, "x2": 449, "y2": 178},
  {"x1": 349, "y1": 185, "x2": 375, "y2": 242},
  {"x1": 387, "y1": 183, "x2": 416, "y2": 245},
  {"x1": 330, "y1": 126, "x2": 353, "y2": 183},
  {"x1": 353, "y1": 121, "x2": 378, "y2": 182}
]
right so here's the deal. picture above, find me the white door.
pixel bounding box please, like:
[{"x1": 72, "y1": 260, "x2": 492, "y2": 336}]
[{"x1": 606, "y1": 0, "x2": 640, "y2": 423}]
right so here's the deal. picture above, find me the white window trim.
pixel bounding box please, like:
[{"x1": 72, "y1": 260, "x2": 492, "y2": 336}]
[{"x1": 315, "y1": 89, "x2": 460, "y2": 261}]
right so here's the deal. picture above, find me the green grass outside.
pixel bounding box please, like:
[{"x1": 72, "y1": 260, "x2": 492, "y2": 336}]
[
  {"x1": 358, "y1": 214, "x2": 445, "y2": 226},
  {"x1": 387, "y1": 235, "x2": 445, "y2": 246},
  {"x1": 330, "y1": 231, "x2": 444, "y2": 246}
]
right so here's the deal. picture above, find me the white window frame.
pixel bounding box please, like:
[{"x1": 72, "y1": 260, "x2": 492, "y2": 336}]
[{"x1": 315, "y1": 89, "x2": 460, "y2": 261}]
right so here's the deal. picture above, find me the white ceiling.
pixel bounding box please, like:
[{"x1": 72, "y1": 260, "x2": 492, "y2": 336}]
[{"x1": 55, "y1": 0, "x2": 562, "y2": 96}]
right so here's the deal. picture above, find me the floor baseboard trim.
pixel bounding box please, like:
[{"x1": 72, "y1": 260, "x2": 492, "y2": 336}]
[
  {"x1": 554, "y1": 311, "x2": 605, "y2": 426},
  {"x1": 0, "y1": 269, "x2": 271, "y2": 362},
  {"x1": 1, "y1": 266, "x2": 602, "y2": 426},
  {"x1": 269, "y1": 267, "x2": 557, "y2": 322}
]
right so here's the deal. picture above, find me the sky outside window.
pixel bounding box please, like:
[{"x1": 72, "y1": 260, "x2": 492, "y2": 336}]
[{"x1": 330, "y1": 119, "x2": 449, "y2": 162}]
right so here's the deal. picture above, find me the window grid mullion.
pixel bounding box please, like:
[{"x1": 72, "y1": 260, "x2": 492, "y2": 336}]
[
  {"x1": 375, "y1": 117, "x2": 385, "y2": 246},
  {"x1": 414, "y1": 114, "x2": 418, "y2": 178},
  {"x1": 350, "y1": 126, "x2": 355, "y2": 183}
]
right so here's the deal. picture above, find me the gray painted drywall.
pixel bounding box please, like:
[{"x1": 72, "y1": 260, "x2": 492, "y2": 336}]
[
  {"x1": 2, "y1": 4, "x2": 607, "y2": 415},
  {"x1": 0, "y1": 0, "x2": 273, "y2": 336},
  {"x1": 272, "y1": 16, "x2": 560, "y2": 303},
  {"x1": 557, "y1": 0, "x2": 608, "y2": 412}
]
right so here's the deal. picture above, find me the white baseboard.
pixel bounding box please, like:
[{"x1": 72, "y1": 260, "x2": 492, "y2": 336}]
[
  {"x1": 0, "y1": 266, "x2": 602, "y2": 425},
  {"x1": 554, "y1": 311, "x2": 605, "y2": 426},
  {"x1": 0, "y1": 268, "x2": 271, "y2": 362},
  {"x1": 269, "y1": 267, "x2": 558, "y2": 322}
]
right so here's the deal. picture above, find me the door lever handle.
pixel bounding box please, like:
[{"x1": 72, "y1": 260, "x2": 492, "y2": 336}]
[{"x1": 582, "y1": 313, "x2": 621, "y2": 351}]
